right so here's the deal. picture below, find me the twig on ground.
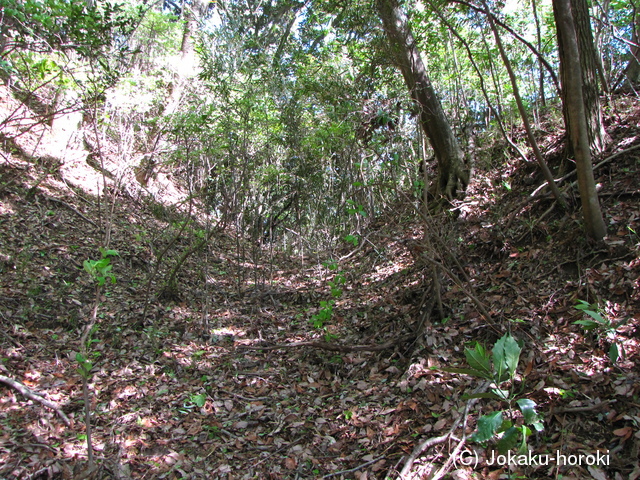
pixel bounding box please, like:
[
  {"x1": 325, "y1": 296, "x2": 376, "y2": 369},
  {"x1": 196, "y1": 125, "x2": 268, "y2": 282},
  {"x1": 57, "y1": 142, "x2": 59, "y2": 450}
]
[
  {"x1": 0, "y1": 324, "x2": 24, "y2": 348},
  {"x1": 46, "y1": 196, "x2": 99, "y2": 228},
  {"x1": 0, "y1": 374, "x2": 71, "y2": 426},
  {"x1": 398, "y1": 381, "x2": 489, "y2": 479},
  {"x1": 398, "y1": 432, "x2": 454, "y2": 479},
  {"x1": 515, "y1": 201, "x2": 558, "y2": 243},
  {"x1": 216, "y1": 389, "x2": 271, "y2": 402},
  {"x1": 551, "y1": 399, "x2": 615, "y2": 414},
  {"x1": 338, "y1": 231, "x2": 375, "y2": 262},
  {"x1": 323, "y1": 456, "x2": 385, "y2": 479},
  {"x1": 25, "y1": 467, "x2": 51, "y2": 480},
  {"x1": 251, "y1": 435, "x2": 305, "y2": 467}
]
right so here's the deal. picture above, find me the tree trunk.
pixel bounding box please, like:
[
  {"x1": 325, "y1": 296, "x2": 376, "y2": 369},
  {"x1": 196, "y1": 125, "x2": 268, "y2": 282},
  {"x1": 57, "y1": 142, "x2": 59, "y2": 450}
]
[
  {"x1": 482, "y1": 0, "x2": 568, "y2": 209},
  {"x1": 531, "y1": 0, "x2": 546, "y2": 107},
  {"x1": 555, "y1": 0, "x2": 608, "y2": 154},
  {"x1": 553, "y1": 0, "x2": 607, "y2": 241},
  {"x1": 375, "y1": 0, "x2": 469, "y2": 200},
  {"x1": 620, "y1": 2, "x2": 640, "y2": 90}
]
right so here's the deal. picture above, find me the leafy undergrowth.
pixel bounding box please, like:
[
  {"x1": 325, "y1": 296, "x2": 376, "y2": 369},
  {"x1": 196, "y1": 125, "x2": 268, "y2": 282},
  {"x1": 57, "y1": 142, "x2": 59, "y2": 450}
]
[{"x1": 1, "y1": 101, "x2": 640, "y2": 480}]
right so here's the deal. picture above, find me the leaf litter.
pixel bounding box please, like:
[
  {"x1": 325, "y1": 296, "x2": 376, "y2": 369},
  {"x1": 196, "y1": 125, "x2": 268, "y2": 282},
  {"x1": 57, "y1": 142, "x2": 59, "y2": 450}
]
[{"x1": 0, "y1": 99, "x2": 639, "y2": 479}]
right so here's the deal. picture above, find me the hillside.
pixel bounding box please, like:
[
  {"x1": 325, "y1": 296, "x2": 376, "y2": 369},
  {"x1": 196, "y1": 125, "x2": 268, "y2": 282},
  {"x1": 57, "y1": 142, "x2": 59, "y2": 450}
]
[{"x1": 0, "y1": 78, "x2": 639, "y2": 480}]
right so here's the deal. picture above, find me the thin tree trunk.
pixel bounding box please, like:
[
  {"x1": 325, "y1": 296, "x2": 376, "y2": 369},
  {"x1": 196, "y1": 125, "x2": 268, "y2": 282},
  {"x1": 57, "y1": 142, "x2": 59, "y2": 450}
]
[
  {"x1": 452, "y1": 0, "x2": 561, "y2": 97},
  {"x1": 481, "y1": 0, "x2": 568, "y2": 209},
  {"x1": 619, "y1": 1, "x2": 640, "y2": 90},
  {"x1": 531, "y1": 0, "x2": 546, "y2": 107},
  {"x1": 427, "y1": 0, "x2": 530, "y2": 165},
  {"x1": 553, "y1": 0, "x2": 607, "y2": 240}
]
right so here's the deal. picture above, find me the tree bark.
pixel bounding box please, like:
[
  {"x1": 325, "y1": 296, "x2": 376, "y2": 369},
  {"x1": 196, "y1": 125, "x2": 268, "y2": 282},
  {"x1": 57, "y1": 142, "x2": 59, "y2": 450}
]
[
  {"x1": 553, "y1": 0, "x2": 607, "y2": 241},
  {"x1": 375, "y1": 0, "x2": 469, "y2": 200},
  {"x1": 619, "y1": 2, "x2": 640, "y2": 90},
  {"x1": 555, "y1": 0, "x2": 608, "y2": 154}
]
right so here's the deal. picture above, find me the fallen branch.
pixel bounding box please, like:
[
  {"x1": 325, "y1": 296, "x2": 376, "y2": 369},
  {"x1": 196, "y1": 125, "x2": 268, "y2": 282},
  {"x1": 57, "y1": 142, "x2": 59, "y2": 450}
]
[
  {"x1": 217, "y1": 389, "x2": 271, "y2": 402},
  {"x1": 551, "y1": 399, "x2": 615, "y2": 414},
  {"x1": 251, "y1": 435, "x2": 305, "y2": 467},
  {"x1": 46, "y1": 196, "x2": 99, "y2": 228},
  {"x1": 397, "y1": 432, "x2": 454, "y2": 479},
  {"x1": 505, "y1": 144, "x2": 640, "y2": 230},
  {"x1": 237, "y1": 334, "x2": 414, "y2": 353},
  {"x1": 0, "y1": 374, "x2": 71, "y2": 426},
  {"x1": 25, "y1": 467, "x2": 52, "y2": 480},
  {"x1": 530, "y1": 143, "x2": 640, "y2": 197}
]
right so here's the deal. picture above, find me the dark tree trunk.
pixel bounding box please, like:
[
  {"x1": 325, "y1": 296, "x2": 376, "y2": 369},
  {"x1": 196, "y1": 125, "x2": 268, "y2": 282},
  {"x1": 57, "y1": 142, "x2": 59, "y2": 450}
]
[
  {"x1": 555, "y1": 0, "x2": 608, "y2": 154},
  {"x1": 375, "y1": 0, "x2": 469, "y2": 200},
  {"x1": 553, "y1": 0, "x2": 607, "y2": 241}
]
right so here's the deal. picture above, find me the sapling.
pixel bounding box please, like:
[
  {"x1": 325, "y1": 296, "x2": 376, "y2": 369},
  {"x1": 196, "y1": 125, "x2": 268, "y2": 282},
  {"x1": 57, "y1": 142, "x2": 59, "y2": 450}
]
[
  {"x1": 75, "y1": 248, "x2": 118, "y2": 470},
  {"x1": 574, "y1": 300, "x2": 626, "y2": 363},
  {"x1": 442, "y1": 333, "x2": 544, "y2": 454},
  {"x1": 75, "y1": 352, "x2": 94, "y2": 468},
  {"x1": 310, "y1": 261, "x2": 347, "y2": 341},
  {"x1": 83, "y1": 248, "x2": 118, "y2": 286}
]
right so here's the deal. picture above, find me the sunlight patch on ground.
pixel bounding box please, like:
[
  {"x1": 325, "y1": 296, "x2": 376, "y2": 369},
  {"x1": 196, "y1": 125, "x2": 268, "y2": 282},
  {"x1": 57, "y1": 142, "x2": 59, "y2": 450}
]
[
  {"x1": 210, "y1": 326, "x2": 241, "y2": 337},
  {"x1": 0, "y1": 200, "x2": 16, "y2": 215},
  {"x1": 371, "y1": 262, "x2": 407, "y2": 280}
]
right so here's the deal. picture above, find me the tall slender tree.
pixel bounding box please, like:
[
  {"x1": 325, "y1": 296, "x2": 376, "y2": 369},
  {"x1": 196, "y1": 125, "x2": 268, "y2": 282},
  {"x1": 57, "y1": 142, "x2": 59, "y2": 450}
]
[
  {"x1": 375, "y1": 0, "x2": 469, "y2": 200},
  {"x1": 555, "y1": 0, "x2": 608, "y2": 154},
  {"x1": 553, "y1": 0, "x2": 607, "y2": 241},
  {"x1": 481, "y1": 0, "x2": 568, "y2": 209}
]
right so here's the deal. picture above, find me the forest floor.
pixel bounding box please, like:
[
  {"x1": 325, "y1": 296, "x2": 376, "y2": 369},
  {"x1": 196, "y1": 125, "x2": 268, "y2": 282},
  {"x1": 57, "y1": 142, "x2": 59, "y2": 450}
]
[{"x1": 1, "y1": 94, "x2": 640, "y2": 480}]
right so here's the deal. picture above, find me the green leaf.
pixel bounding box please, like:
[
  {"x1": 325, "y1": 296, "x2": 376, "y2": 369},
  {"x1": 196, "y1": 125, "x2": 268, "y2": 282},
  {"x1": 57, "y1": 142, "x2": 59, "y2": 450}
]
[
  {"x1": 191, "y1": 393, "x2": 206, "y2": 408},
  {"x1": 464, "y1": 343, "x2": 492, "y2": 379},
  {"x1": 491, "y1": 387, "x2": 510, "y2": 401},
  {"x1": 518, "y1": 425, "x2": 532, "y2": 454},
  {"x1": 497, "y1": 418, "x2": 513, "y2": 433},
  {"x1": 583, "y1": 310, "x2": 605, "y2": 323},
  {"x1": 573, "y1": 319, "x2": 600, "y2": 330},
  {"x1": 609, "y1": 343, "x2": 619, "y2": 363},
  {"x1": 496, "y1": 426, "x2": 519, "y2": 453},
  {"x1": 531, "y1": 420, "x2": 544, "y2": 432},
  {"x1": 471, "y1": 411, "x2": 503, "y2": 443},
  {"x1": 574, "y1": 300, "x2": 592, "y2": 310},
  {"x1": 516, "y1": 398, "x2": 541, "y2": 426},
  {"x1": 575, "y1": 300, "x2": 605, "y2": 324},
  {"x1": 492, "y1": 334, "x2": 521, "y2": 382},
  {"x1": 344, "y1": 234, "x2": 359, "y2": 246}
]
